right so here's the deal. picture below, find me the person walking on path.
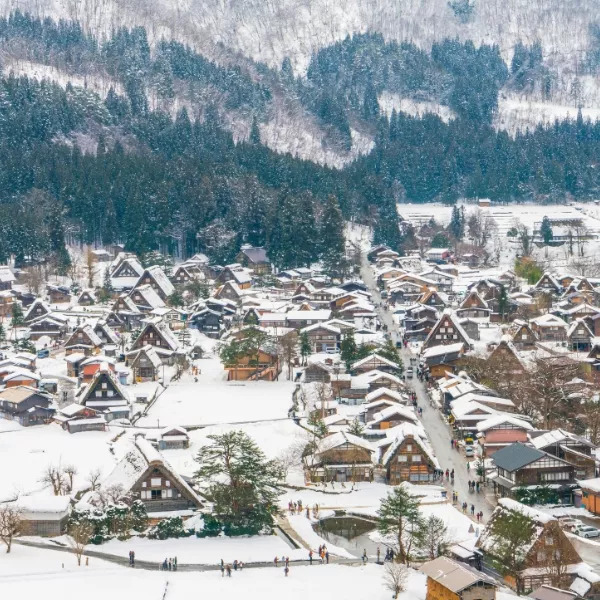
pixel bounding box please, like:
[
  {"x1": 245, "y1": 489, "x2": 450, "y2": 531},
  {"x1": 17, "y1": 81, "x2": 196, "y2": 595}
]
[
  {"x1": 226, "y1": 564, "x2": 231, "y2": 577},
  {"x1": 220, "y1": 563, "x2": 225, "y2": 577},
  {"x1": 274, "y1": 556, "x2": 279, "y2": 567},
  {"x1": 309, "y1": 550, "x2": 313, "y2": 565},
  {"x1": 284, "y1": 566, "x2": 290, "y2": 577},
  {"x1": 471, "y1": 504, "x2": 475, "y2": 516},
  {"x1": 362, "y1": 549, "x2": 368, "y2": 563},
  {"x1": 377, "y1": 547, "x2": 380, "y2": 563},
  {"x1": 325, "y1": 551, "x2": 329, "y2": 564}
]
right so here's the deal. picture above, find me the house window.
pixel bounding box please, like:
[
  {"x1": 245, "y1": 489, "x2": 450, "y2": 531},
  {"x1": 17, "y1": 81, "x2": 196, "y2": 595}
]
[
  {"x1": 107, "y1": 390, "x2": 114, "y2": 397},
  {"x1": 411, "y1": 455, "x2": 421, "y2": 462},
  {"x1": 151, "y1": 477, "x2": 161, "y2": 487},
  {"x1": 397, "y1": 455, "x2": 408, "y2": 462},
  {"x1": 102, "y1": 383, "x2": 107, "y2": 389},
  {"x1": 537, "y1": 551, "x2": 546, "y2": 562},
  {"x1": 165, "y1": 481, "x2": 170, "y2": 487},
  {"x1": 545, "y1": 536, "x2": 553, "y2": 546},
  {"x1": 142, "y1": 482, "x2": 146, "y2": 488},
  {"x1": 151, "y1": 489, "x2": 162, "y2": 500},
  {"x1": 165, "y1": 488, "x2": 173, "y2": 498},
  {"x1": 406, "y1": 444, "x2": 413, "y2": 451}
]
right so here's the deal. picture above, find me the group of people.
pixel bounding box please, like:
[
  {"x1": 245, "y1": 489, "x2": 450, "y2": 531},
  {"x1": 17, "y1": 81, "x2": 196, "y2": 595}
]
[
  {"x1": 468, "y1": 480, "x2": 480, "y2": 493},
  {"x1": 220, "y1": 559, "x2": 245, "y2": 577},
  {"x1": 309, "y1": 545, "x2": 329, "y2": 564},
  {"x1": 444, "y1": 468, "x2": 455, "y2": 483},
  {"x1": 160, "y1": 557, "x2": 177, "y2": 571},
  {"x1": 287, "y1": 499, "x2": 318, "y2": 516},
  {"x1": 274, "y1": 555, "x2": 291, "y2": 576}
]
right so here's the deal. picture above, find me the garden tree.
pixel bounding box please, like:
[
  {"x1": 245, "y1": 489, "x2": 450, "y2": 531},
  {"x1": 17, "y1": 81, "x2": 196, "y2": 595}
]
[
  {"x1": 67, "y1": 520, "x2": 94, "y2": 565},
  {"x1": 307, "y1": 412, "x2": 329, "y2": 438},
  {"x1": 377, "y1": 338, "x2": 404, "y2": 370},
  {"x1": 340, "y1": 330, "x2": 358, "y2": 368},
  {"x1": 580, "y1": 399, "x2": 600, "y2": 445},
  {"x1": 168, "y1": 290, "x2": 185, "y2": 307},
  {"x1": 299, "y1": 331, "x2": 312, "y2": 365},
  {"x1": 355, "y1": 343, "x2": 378, "y2": 361},
  {"x1": 279, "y1": 331, "x2": 298, "y2": 380},
  {"x1": 242, "y1": 326, "x2": 272, "y2": 370},
  {"x1": 195, "y1": 431, "x2": 284, "y2": 533},
  {"x1": 10, "y1": 302, "x2": 24, "y2": 334},
  {"x1": 431, "y1": 232, "x2": 450, "y2": 248},
  {"x1": 540, "y1": 216, "x2": 553, "y2": 244},
  {"x1": 487, "y1": 508, "x2": 535, "y2": 582},
  {"x1": 378, "y1": 486, "x2": 425, "y2": 564},
  {"x1": 0, "y1": 503, "x2": 21, "y2": 553},
  {"x1": 86, "y1": 469, "x2": 102, "y2": 491},
  {"x1": 98, "y1": 267, "x2": 114, "y2": 303},
  {"x1": 0, "y1": 323, "x2": 5, "y2": 342},
  {"x1": 540, "y1": 530, "x2": 579, "y2": 589},
  {"x1": 40, "y1": 464, "x2": 68, "y2": 496},
  {"x1": 448, "y1": 205, "x2": 465, "y2": 240},
  {"x1": 185, "y1": 280, "x2": 210, "y2": 302},
  {"x1": 497, "y1": 285, "x2": 509, "y2": 320},
  {"x1": 24, "y1": 266, "x2": 44, "y2": 296},
  {"x1": 383, "y1": 563, "x2": 409, "y2": 599},
  {"x1": 423, "y1": 514, "x2": 449, "y2": 560},
  {"x1": 320, "y1": 195, "x2": 346, "y2": 278},
  {"x1": 63, "y1": 465, "x2": 78, "y2": 492},
  {"x1": 514, "y1": 256, "x2": 543, "y2": 284},
  {"x1": 348, "y1": 417, "x2": 365, "y2": 437},
  {"x1": 218, "y1": 338, "x2": 246, "y2": 381},
  {"x1": 85, "y1": 247, "x2": 97, "y2": 288},
  {"x1": 517, "y1": 225, "x2": 533, "y2": 257},
  {"x1": 526, "y1": 358, "x2": 579, "y2": 429}
]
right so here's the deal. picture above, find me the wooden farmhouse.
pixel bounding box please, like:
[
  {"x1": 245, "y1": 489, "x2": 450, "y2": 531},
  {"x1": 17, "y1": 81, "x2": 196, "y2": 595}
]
[
  {"x1": 420, "y1": 556, "x2": 497, "y2": 600},
  {"x1": 422, "y1": 311, "x2": 471, "y2": 352},
  {"x1": 24, "y1": 299, "x2": 51, "y2": 323},
  {"x1": 0, "y1": 386, "x2": 54, "y2": 426},
  {"x1": 64, "y1": 324, "x2": 103, "y2": 356},
  {"x1": 133, "y1": 266, "x2": 175, "y2": 301},
  {"x1": 96, "y1": 436, "x2": 203, "y2": 513},
  {"x1": 236, "y1": 246, "x2": 271, "y2": 275},
  {"x1": 456, "y1": 291, "x2": 491, "y2": 319},
  {"x1": 309, "y1": 432, "x2": 375, "y2": 483},
  {"x1": 76, "y1": 364, "x2": 129, "y2": 415},
  {"x1": 126, "y1": 345, "x2": 162, "y2": 382},
  {"x1": 130, "y1": 318, "x2": 181, "y2": 363},
  {"x1": 350, "y1": 353, "x2": 401, "y2": 375},
  {"x1": 478, "y1": 499, "x2": 581, "y2": 593},
  {"x1": 28, "y1": 314, "x2": 70, "y2": 341}
]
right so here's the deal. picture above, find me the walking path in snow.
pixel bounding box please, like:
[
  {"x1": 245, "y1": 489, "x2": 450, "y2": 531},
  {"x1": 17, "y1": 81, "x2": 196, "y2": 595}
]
[
  {"x1": 359, "y1": 255, "x2": 495, "y2": 522},
  {"x1": 14, "y1": 539, "x2": 364, "y2": 571}
]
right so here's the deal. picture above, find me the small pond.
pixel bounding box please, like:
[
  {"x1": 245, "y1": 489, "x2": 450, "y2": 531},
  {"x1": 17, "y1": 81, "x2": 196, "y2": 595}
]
[{"x1": 313, "y1": 516, "x2": 384, "y2": 558}]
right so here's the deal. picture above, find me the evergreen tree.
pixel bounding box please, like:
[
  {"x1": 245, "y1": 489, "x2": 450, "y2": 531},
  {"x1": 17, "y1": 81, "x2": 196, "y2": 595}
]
[
  {"x1": 320, "y1": 195, "x2": 346, "y2": 277},
  {"x1": 377, "y1": 338, "x2": 404, "y2": 371},
  {"x1": 362, "y1": 80, "x2": 380, "y2": 121},
  {"x1": 340, "y1": 331, "x2": 358, "y2": 369},
  {"x1": 540, "y1": 216, "x2": 553, "y2": 244},
  {"x1": 300, "y1": 331, "x2": 312, "y2": 365},
  {"x1": 348, "y1": 417, "x2": 365, "y2": 437},
  {"x1": 195, "y1": 431, "x2": 283, "y2": 534},
  {"x1": 448, "y1": 205, "x2": 464, "y2": 240},
  {"x1": 249, "y1": 116, "x2": 261, "y2": 145}
]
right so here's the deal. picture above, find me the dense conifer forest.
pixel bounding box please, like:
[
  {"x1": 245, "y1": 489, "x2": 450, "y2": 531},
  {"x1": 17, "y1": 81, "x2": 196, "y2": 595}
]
[{"x1": 1, "y1": 12, "x2": 600, "y2": 265}]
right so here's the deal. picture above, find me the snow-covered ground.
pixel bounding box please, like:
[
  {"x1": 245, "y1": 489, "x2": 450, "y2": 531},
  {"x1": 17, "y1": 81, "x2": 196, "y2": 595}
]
[
  {"x1": 379, "y1": 93, "x2": 456, "y2": 123},
  {"x1": 0, "y1": 544, "x2": 428, "y2": 600}
]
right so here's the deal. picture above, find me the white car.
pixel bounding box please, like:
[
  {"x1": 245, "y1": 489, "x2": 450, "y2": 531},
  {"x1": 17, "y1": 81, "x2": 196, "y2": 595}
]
[{"x1": 573, "y1": 525, "x2": 600, "y2": 539}]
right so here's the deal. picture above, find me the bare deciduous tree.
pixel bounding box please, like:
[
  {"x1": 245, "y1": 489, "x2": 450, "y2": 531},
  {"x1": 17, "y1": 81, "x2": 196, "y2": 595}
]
[
  {"x1": 85, "y1": 247, "x2": 97, "y2": 288},
  {"x1": 278, "y1": 331, "x2": 298, "y2": 380},
  {"x1": 67, "y1": 520, "x2": 94, "y2": 566},
  {"x1": 24, "y1": 266, "x2": 45, "y2": 296},
  {"x1": 0, "y1": 504, "x2": 22, "y2": 553},
  {"x1": 64, "y1": 465, "x2": 78, "y2": 492},
  {"x1": 86, "y1": 469, "x2": 102, "y2": 492},
  {"x1": 383, "y1": 562, "x2": 409, "y2": 599},
  {"x1": 40, "y1": 464, "x2": 67, "y2": 496}
]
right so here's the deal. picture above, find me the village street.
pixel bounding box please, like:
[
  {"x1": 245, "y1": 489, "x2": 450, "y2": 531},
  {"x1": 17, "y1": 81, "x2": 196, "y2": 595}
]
[{"x1": 359, "y1": 257, "x2": 495, "y2": 522}]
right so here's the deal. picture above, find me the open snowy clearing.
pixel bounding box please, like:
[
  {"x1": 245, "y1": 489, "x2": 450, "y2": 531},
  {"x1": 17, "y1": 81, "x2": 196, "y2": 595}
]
[{"x1": 0, "y1": 549, "x2": 428, "y2": 600}]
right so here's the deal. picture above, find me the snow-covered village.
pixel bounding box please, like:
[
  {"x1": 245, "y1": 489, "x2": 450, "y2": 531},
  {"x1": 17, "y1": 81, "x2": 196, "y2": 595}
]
[
  {"x1": 3, "y1": 1, "x2": 600, "y2": 598},
  {"x1": 0, "y1": 201, "x2": 598, "y2": 600}
]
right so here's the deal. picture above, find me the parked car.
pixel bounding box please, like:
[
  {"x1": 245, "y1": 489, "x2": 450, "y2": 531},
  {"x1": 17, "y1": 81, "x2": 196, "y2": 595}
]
[
  {"x1": 406, "y1": 367, "x2": 413, "y2": 379},
  {"x1": 37, "y1": 349, "x2": 50, "y2": 359},
  {"x1": 558, "y1": 518, "x2": 583, "y2": 531},
  {"x1": 464, "y1": 446, "x2": 475, "y2": 457},
  {"x1": 573, "y1": 525, "x2": 600, "y2": 539}
]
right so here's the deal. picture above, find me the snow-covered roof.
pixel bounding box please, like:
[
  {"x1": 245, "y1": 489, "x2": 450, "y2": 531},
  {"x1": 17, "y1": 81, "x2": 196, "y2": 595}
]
[
  {"x1": 14, "y1": 495, "x2": 71, "y2": 516},
  {"x1": 369, "y1": 405, "x2": 418, "y2": 426},
  {"x1": 531, "y1": 313, "x2": 567, "y2": 328},
  {"x1": 477, "y1": 415, "x2": 534, "y2": 432},
  {"x1": 316, "y1": 431, "x2": 374, "y2": 455},
  {"x1": 381, "y1": 423, "x2": 439, "y2": 469},
  {"x1": 130, "y1": 284, "x2": 166, "y2": 309},
  {"x1": 354, "y1": 369, "x2": 403, "y2": 386},
  {"x1": 350, "y1": 353, "x2": 399, "y2": 371},
  {"x1": 578, "y1": 477, "x2": 600, "y2": 493},
  {"x1": 421, "y1": 342, "x2": 465, "y2": 359},
  {"x1": 530, "y1": 429, "x2": 593, "y2": 450},
  {"x1": 0, "y1": 266, "x2": 15, "y2": 283},
  {"x1": 100, "y1": 436, "x2": 201, "y2": 507},
  {"x1": 142, "y1": 266, "x2": 175, "y2": 297},
  {"x1": 364, "y1": 388, "x2": 405, "y2": 403}
]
